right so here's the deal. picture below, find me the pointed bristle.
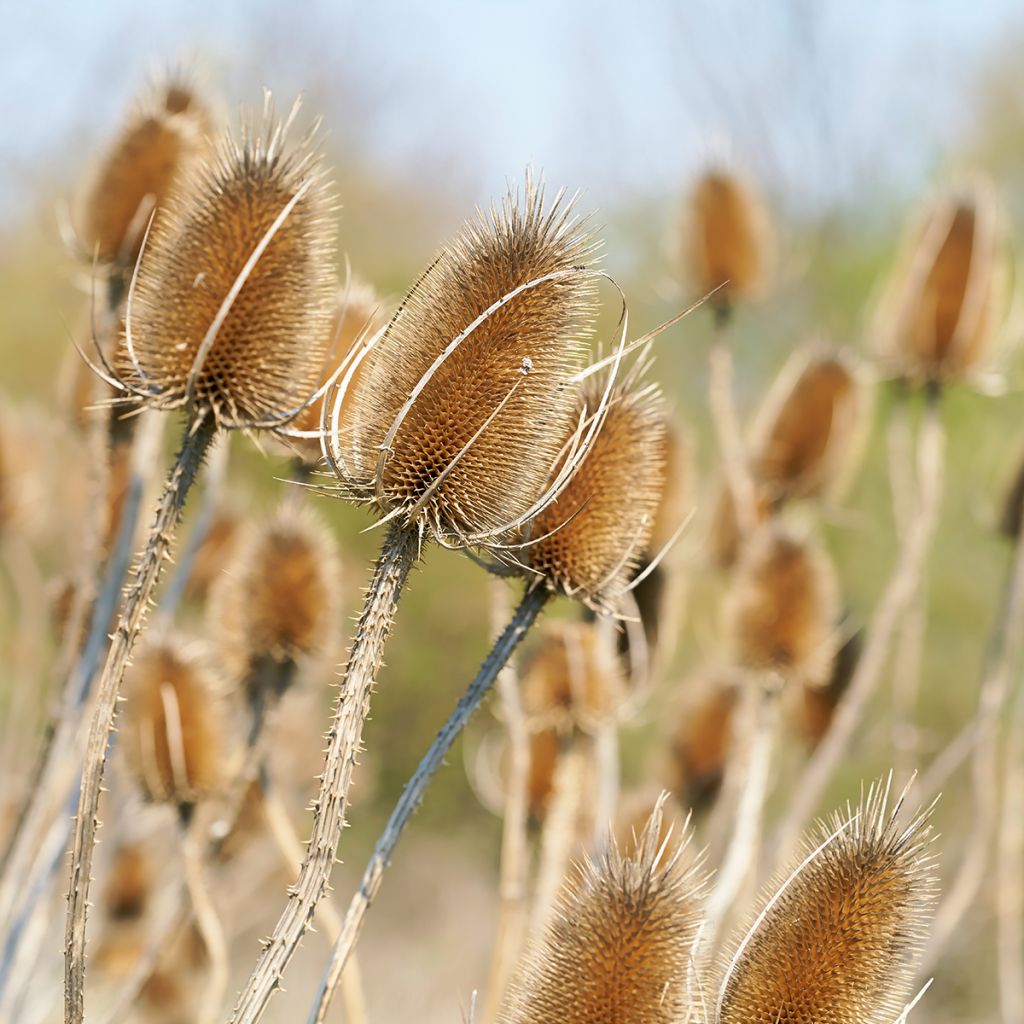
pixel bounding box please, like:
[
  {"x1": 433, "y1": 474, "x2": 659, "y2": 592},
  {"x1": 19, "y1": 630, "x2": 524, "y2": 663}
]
[
  {"x1": 752, "y1": 348, "x2": 866, "y2": 502},
  {"x1": 342, "y1": 174, "x2": 598, "y2": 539},
  {"x1": 685, "y1": 168, "x2": 771, "y2": 309},
  {"x1": 528, "y1": 377, "x2": 668, "y2": 606},
  {"x1": 78, "y1": 75, "x2": 214, "y2": 268},
  {"x1": 613, "y1": 789, "x2": 691, "y2": 867},
  {"x1": 498, "y1": 800, "x2": 707, "y2": 1024},
  {"x1": 717, "y1": 781, "x2": 937, "y2": 1024},
  {"x1": 726, "y1": 524, "x2": 839, "y2": 684},
  {"x1": 707, "y1": 475, "x2": 773, "y2": 570},
  {"x1": 103, "y1": 841, "x2": 152, "y2": 921},
  {"x1": 128, "y1": 102, "x2": 337, "y2": 426},
  {"x1": 121, "y1": 637, "x2": 231, "y2": 806}
]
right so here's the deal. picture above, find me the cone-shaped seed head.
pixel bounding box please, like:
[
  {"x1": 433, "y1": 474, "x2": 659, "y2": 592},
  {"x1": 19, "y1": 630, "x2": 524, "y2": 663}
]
[
  {"x1": 717, "y1": 780, "x2": 937, "y2": 1024},
  {"x1": 121, "y1": 637, "x2": 230, "y2": 806},
  {"x1": 78, "y1": 74, "x2": 214, "y2": 268},
  {"x1": 726, "y1": 525, "x2": 839, "y2": 684},
  {"x1": 528, "y1": 376, "x2": 668, "y2": 608},
  {"x1": 752, "y1": 349, "x2": 866, "y2": 502},
  {"x1": 685, "y1": 168, "x2": 772, "y2": 310},
  {"x1": 127, "y1": 103, "x2": 336, "y2": 427},
  {"x1": 338, "y1": 175, "x2": 597, "y2": 540},
  {"x1": 498, "y1": 800, "x2": 706, "y2": 1024},
  {"x1": 211, "y1": 500, "x2": 340, "y2": 699}
]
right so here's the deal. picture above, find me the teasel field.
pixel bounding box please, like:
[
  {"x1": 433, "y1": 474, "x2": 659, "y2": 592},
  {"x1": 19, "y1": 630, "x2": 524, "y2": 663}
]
[{"x1": 4, "y1": 4, "x2": 1024, "y2": 1023}]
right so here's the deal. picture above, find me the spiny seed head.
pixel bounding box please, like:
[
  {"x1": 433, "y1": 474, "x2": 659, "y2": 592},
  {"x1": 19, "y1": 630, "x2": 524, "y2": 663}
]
[
  {"x1": 211, "y1": 499, "x2": 340, "y2": 701},
  {"x1": 125, "y1": 101, "x2": 337, "y2": 427},
  {"x1": 527, "y1": 373, "x2": 668, "y2": 609},
  {"x1": 707, "y1": 475, "x2": 773, "y2": 570},
  {"x1": 521, "y1": 622, "x2": 626, "y2": 732},
  {"x1": 794, "y1": 625, "x2": 862, "y2": 749},
  {"x1": 102, "y1": 842, "x2": 152, "y2": 921},
  {"x1": 77, "y1": 73, "x2": 214, "y2": 269},
  {"x1": 333, "y1": 173, "x2": 598, "y2": 541},
  {"x1": 751, "y1": 347, "x2": 867, "y2": 503},
  {"x1": 716, "y1": 780, "x2": 937, "y2": 1024},
  {"x1": 875, "y1": 181, "x2": 1008, "y2": 386},
  {"x1": 121, "y1": 636, "x2": 231, "y2": 806},
  {"x1": 498, "y1": 799, "x2": 706, "y2": 1024},
  {"x1": 726, "y1": 524, "x2": 839, "y2": 684},
  {"x1": 684, "y1": 167, "x2": 773, "y2": 312}
]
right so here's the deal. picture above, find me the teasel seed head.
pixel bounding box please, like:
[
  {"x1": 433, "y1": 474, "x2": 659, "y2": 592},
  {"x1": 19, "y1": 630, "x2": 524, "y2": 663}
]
[
  {"x1": 716, "y1": 779, "x2": 937, "y2": 1024},
  {"x1": 751, "y1": 347, "x2": 868, "y2": 503},
  {"x1": 77, "y1": 72, "x2": 214, "y2": 271},
  {"x1": 124, "y1": 98, "x2": 337, "y2": 428},
  {"x1": 183, "y1": 507, "x2": 242, "y2": 602},
  {"x1": 331, "y1": 172, "x2": 598, "y2": 543},
  {"x1": 725, "y1": 524, "x2": 840, "y2": 685},
  {"x1": 684, "y1": 167, "x2": 773, "y2": 315},
  {"x1": 210, "y1": 498, "x2": 341, "y2": 708},
  {"x1": 707, "y1": 474, "x2": 773, "y2": 570},
  {"x1": 120, "y1": 636, "x2": 232, "y2": 809},
  {"x1": 526, "y1": 727, "x2": 562, "y2": 822},
  {"x1": 526, "y1": 367, "x2": 669, "y2": 610},
  {"x1": 874, "y1": 180, "x2": 1009, "y2": 387},
  {"x1": 102, "y1": 841, "x2": 153, "y2": 922}
]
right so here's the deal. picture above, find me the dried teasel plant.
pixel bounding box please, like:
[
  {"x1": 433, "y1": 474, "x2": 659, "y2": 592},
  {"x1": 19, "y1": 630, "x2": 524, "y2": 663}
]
[
  {"x1": 64, "y1": 97, "x2": 336, "y2": 1024},
  {"x1": 496, "y1": 797, "x2": 707, "y2": 1024},
  {"x1": 715, "y1": 779, "x2": 937, "y2": 1024}
]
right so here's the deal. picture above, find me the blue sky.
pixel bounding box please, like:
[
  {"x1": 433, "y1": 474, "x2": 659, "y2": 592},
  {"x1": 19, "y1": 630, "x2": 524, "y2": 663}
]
[{"x1": 3, "y1": 1, "x2": 1022, "y2": 224}]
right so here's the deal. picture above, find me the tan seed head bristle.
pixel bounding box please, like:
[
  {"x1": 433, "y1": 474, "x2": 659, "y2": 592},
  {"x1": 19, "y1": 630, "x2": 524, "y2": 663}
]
[
  {"x1": 876, "y1": 183, "x2": 1008, "y2": 385},
  {"x1": 338, "y1": 174, "x2": 597, "y2": 540},
  {"x1": 77, "y1": 75, "x2": 214, "y2": 268},
  {"x1": 121, "y1": 637, "x2": 231, "y2": 806},
  {"x1": 527, "y1": 377, "x2": 668, "y2": 607},
  {"x1": 498, "y1": 800, "x2": 706, "y2": 1024},
  {"x1": 613, "y1": 789, "x2": 691, "y2": 867},
  {"x1": 127, "y1": 102, "x2": 336, "y2": 427},
  {"x1": 707, "y1": 475, "x2": 773, "y2": 570},
  {"x1": 726, "y1": 524, "x2": 839, "y2": 684},
  {"x1": 717, "y1": 781, "x2": 937, "y2": 1024},
  {"x1": 103, "y1": 842, "x2": 152, "y2": 921},
  {"x1": 751, "y1": 348, "x2": 866, "y2": 502},
  {"x1": 684, "y1": 168, "x2": 772, "y2": 311},
  {"x1": 211, "y1": 500, "x2": 340, "y2": 700},
  {"x1": 521, "y1": 622, "x2": 625, "y2": 732}
]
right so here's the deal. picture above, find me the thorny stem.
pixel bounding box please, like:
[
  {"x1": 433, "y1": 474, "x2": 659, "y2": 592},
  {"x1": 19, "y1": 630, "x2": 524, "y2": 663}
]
[
  {"x1": 230, "y1": 523, "x2": 418, "y2": 1024},
  {"x1": 308, "y1": 585, "x2": 548, "y2": 1024},
  {"x1": 998, "y1": 684, "x2": 1024, "y2": 1024},
  {"x1": 770, "y1": 388, "x2": 945, "y2": 868},
  {"x1": 63, "y1": 414, "x2": 216, "y2": 1024}
]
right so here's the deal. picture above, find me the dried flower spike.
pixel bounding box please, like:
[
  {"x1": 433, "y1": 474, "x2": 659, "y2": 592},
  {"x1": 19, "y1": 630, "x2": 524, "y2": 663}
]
[
  {"x1": 716, "y1": 780, "x2": 937, "y2": 1024},
  {"x1": 498, "y1": 798, "x2": 706, "y2": 1024}
]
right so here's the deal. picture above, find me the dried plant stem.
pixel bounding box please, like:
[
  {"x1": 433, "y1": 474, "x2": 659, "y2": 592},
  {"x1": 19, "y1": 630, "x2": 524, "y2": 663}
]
[
  {"x1": 771, "y1": 390, "x2": 945, "y2": 867},
  {"x1": 308, "y1": 585, "x2": 548, "y2": 1024},
  {"x1": 230, "y1": 524, "x2": 418, "y2": 1024},
  {"x1": 998, "y1": 686, "x2": 1024, "y2": 1024},
  {"x1": 708, "y1": 317, "x2": 756, "y2": 537},
  {"x1": 920, "y1": 502, "x2": 1024, "y2": 975},
  {"x1": 64, "y1": 414, "x2": 217, "y2": 1024}
]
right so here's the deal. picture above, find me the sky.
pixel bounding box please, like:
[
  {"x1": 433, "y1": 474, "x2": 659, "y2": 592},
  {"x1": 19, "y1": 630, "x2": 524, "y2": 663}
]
[{"x1": 2, "y1": 1, "x2": 1023, "y2": 226}]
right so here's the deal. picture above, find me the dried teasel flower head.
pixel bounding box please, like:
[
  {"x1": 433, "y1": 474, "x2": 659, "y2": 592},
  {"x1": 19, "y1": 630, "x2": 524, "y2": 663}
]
[
  {"x1": 683, "y1": 166, "x2": 773, "y2": 316},
  {"x1": 113, "y1": 97, "x2": 336, "y2": 429},
  {"x1": 211, "y1": 498, "x2": 340, "y2": 708},
  {"x1": 520, "y1": 621, "x2": 626, "y2": 732},
  {"x1": 873, "y1": 179, "x2": 1009, "y2": 388},
  {"x1": 706, "y1": 474, "x2": 773, "y2": 570},
  {"x1": 526, "y1": 360, "x2": 669, "y2": 611},
  {"x1": 326, "y1": 172, "x2": 598, "y2": 545},
  {"x1": 716, "y1": 778, "x2": 937, "y2": 1024},
  {"x1": 725, "y1": 524, "x2": 840, "y2": 685},
  {"x1": 183, "y1": 507, "x2": 242, "y2": 602},
  {"x1": 750, "y1": 346, "x2": 868, "y2": 503},
  {"x1": 120, "y1": 636, "x2": 232, "y2": 809},
  {"x1": 76, "y1": 70, "x2": 214, "y2": 271},
  {"x1": 497, "y1": 796, "x2": 707, "y2": 1024}
]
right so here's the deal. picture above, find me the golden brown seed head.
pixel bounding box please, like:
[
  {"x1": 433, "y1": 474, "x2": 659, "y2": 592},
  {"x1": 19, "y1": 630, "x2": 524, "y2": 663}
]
[
  {"x1": 751, "y1": 348, "x2": 866, "y2": 502},
  {"x1": 525, "y1": 727, "x2": 562, "y2": 822},
  {"x1": 127, "y1": 104, "x2": 336, "y2": 427},
  {"x1": 121, "y1": 637, "x2": 231, "y2": 806},
  {"x1": 528, "y1": 376, "x2": 668, "y2": 608},
  {"x1": 183, "y1": 508, "x2": 242, "y2": 602},
  {"x1": 498, "y1": 800, "x2": 706, "y2": 1024},
  {"x1": 726, "y1": 524, "x2": 839, "y2": 684},
  {"x1": 211, "y1": 500, "x2": 340, "y2": 698},
  {"x1": 77, "y1": 75, "x2": 214, "y2": 268},
  {"x1": 717, "y1": 781, "x2": 937, "y2": 1024},
  {"x1": 336, "y1": 175, "x2": 597, "y2": 540},
  {"x1": 684, "y1": 168, "x2": 772, "y2": 311}
]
